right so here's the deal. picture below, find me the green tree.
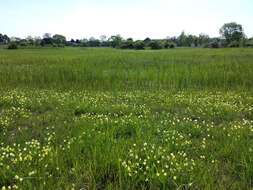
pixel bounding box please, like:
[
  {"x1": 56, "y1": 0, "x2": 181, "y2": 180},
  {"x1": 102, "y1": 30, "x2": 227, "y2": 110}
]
[
  {"x1": 7, "y1": 42, "x2": 18, "y2": 49},
  {"x1": 109, "y1": 35, "x2": 123, "y2": 48},
  {"x1": 187, "y1": 35, "x2": 198, "y2": 47},
  {"x1": 178, "y1": 31, "x2": 187, "y2": 46},
  {"x1": 219, "y1": 22, "x2": 244, "y2": 46},
  {"x1": 88, "y1": 37, "x2": 101, "y2": 47},
  {"x1": 143, "y1": 37, "x2": 151, "y2": 45},
  {"x1": 0, "y1": 34, "x2": 10, "y2": 44},
  {"x1": 246, "y1": 37, "x2": 253, "y2": 47},
  {"x1": 149, "y1": 40, "x2": 163, "y2": 49},
  {"x1": 133, "y1": 40, "x2": 145, "y2": 50},
  {"x1": 26, "y1": 36, "x2": 35, "y2": 46},
  {"x1": 120, "y1": 38, "x2": 134, "y2": 49},
  {"x1": 100, "y1": 35, "x2": 108, "y2": 47},
  {"x1": 34, "y1": 36, "x2": 42, "y2": 46},
  {"x1": 41, "y1": 33, "x2": 53, "y2": 46},
  {"x1": 52, "y1": 34, "x2": 66, "y2": 47},
  {"x1": 198, "y1": 34, "x2": 210, "y2": 47},
  {"x1": 164, "y1": 41, "x2": 176, "y2": 48}
]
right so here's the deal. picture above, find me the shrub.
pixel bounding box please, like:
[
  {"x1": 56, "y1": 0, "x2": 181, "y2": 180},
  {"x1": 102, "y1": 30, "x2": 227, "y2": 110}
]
[
  {"x1": 228, "y1": 41, "x2": 239, "y2": 47},
  {"x1": 169, "y1": 43, "x2": 176, "y2": 48},
  {"x1": 245, "y1": 39, "x2": 253, "y2": 47},
  {"x1": 7, "y1": 43, "x2": 18, "y2": 49},
  {"x1": 120, "y1": 43, "x2": 131, "y2": 49},
  {"x1": 164, "y1": 42, "x2": 176, "y2": 49},
  {"x1": 206, "y1": 41, "x2": 219, "y2": 48}
]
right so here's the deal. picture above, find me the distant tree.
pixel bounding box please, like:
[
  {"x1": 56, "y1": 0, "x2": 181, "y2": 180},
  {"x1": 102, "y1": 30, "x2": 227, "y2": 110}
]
[
  {"x1": 4, "y1": 35, "x2": 10, "y2": 44},
  {"x1": 245, "y1": 37, "x2": 253, "y2": 47},
  {"x1": 120, "y1": 38, "x2": 134, "y2": 49},
  {"x1": 80, "y1": 39, "x2": 88, "y2": 47},
  {"x1": 34, "y1": 36, "x2": 42, "y2": 46},
  {"x1": 99, "y1": 35, "x2": 107, "y2": 42},
  {"x1": 43, "y1": 33, "x2": 51, "y2": 39},
  {"x1": 10, "y1": 37, "x2": 21, "y2": 43},
  {"x1": 109, "y1": 35, "x2": 123, "y2": 48},
  {"x1": 219, "y1": 22, "x2": 244, "y2": 47},
  {"x1": 149, "y1": 40, "x2": 163, "y2": 49},
  {"x1": 133, "y1": 40, "x2": 145, "y2": 50},
  {"x1": 0, "y1": 34, "x2": 10, "y2": 44},
  {"x1": 19, "y1": 39, "x2": 29, "y2": 46},
  {"x1": 164, "y1": 41, "x2": 176, "y2": 48},
  {"x1": 198, "y1": 34, "x2": 210, "y2": 47},
  {"x1": 41, "y1": 33, "x2": 53, "y2": 46},
  {"x1": 7, "y1": 42, "x2": 18, "y2": 49},
  {"x1": 52, "y1": 34, "x2": 66, "y2": 47},
  {"x1": 227, "y1": 41, "x2": 240, "y2": 47},
  {"x1": 169, "y1": 43, "x2": 176, "y2": 48},
  {"x1": 206, "y1": 38, "x2": 221, "y2": 48},
  {"x1": 143, "y1": 37, "x2": 151, "y2": 45},
  {"x1": 88, "y1": 37, "x2": 101, "y2": 47},
  {"x1": 187, "y1": 35, "x2": 198, "y2": 47},
  {"x1": 177, "y1": 31, "x2": 188, "y2": 47},
  {"x1": 100, "y1": 35, "x2": 108, "y2": 47},
  {"x1": 167, "y1": 36, "x2": 177, "y2": 44},
  {"x1": 76, "y1": 39, "x2": 81, "y2": 44},
  {"x1": 67, "y1": 39, "x2": 76, "y2": 46},
  {"x1": 26, "y1": 36, "x2": 35, "y2": 46}
]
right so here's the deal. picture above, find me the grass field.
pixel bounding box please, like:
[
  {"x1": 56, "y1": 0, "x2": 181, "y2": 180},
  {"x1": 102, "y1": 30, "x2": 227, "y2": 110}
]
[
  {"x1": 1, "y1": 48, "x2": 253, "y2": 90},
  {"x1": 0, "y1": 48, "x2": 253, "y2": 190}
]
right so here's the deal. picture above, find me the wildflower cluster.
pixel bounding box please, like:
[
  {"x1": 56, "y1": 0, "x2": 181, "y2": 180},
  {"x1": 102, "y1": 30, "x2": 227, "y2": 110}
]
[
  {"x1": 121, "y1": 142, "x2": 195, "y2": 184},
  {"x1": 0, "y1": 89, "x2": 252, "y2": 189}
]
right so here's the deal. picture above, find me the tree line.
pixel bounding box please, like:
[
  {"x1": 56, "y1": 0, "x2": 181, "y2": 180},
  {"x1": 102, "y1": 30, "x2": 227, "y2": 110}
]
[{"x1": 1, "y1": 22, "x2": 253, "y2": 50}]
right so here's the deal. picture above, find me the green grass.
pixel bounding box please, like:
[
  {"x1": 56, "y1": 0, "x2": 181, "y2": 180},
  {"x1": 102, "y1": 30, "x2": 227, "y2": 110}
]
[
  {"x1": 0, "y1": 48, "x2": 253, "y2": 90},
  {"x1": 0, "y1": 48, "x2": 253, "y2": 190}
]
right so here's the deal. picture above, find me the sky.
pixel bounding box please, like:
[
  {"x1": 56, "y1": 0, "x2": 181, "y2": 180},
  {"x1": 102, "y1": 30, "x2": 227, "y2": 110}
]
[{"x1": 1, "y1": 0, "x2": 253, "y2": 40}]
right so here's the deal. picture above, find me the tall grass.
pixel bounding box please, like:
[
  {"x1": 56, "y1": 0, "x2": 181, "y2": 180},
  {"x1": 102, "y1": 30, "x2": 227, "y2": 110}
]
[
  {"x1": 0, "y1": 48, "x2": 252, "y2": 90},
  {"x1": 1, "y1": 48, "x2": 253, "y2": 189}
]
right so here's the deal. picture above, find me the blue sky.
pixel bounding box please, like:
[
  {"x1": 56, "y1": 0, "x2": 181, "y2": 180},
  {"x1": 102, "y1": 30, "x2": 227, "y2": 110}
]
[{"x1": 1, "y1": 0, "x2": 253, "y2": 40}]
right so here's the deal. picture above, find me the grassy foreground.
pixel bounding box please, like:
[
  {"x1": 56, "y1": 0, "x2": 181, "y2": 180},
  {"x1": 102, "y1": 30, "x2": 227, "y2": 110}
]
[{"x1": 0, "y1": 48, "x2": 253, "y2": 190}]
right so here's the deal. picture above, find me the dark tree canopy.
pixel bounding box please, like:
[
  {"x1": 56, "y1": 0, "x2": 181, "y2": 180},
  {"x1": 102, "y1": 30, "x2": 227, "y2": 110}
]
[
  {"x1": 120, "y1": 38, "x2": 134, "y2": 49},
  {"x1": 88, "y1": 37, "x2": 101, "y2": 47},
  {"x1": 0, "y1": 34, "x2": 10, "y2": 44},
  {"x1": 2, "y1": 22, "x2": 252, "y2": 50},
  {"x1": 219, "y1": 22, "x2": 244, "y2": 46},
  {"x1": 43, "y1": 33, "x2": 52, "y2": 39},
  {"x1": 149, "y1": 40, "x2": 163, "y2": 49},
  {"x1": 41, "y1": 33, "x2": 53, "y2": 46},
  {"x1": 53, "y1": 34, "x2": 67, "y2": 46},
  {"x1": 109, "y1": 35, "x2": 123, "y2": 48},
  {"x1": 133, "y1": 41, "x2": 145, "y2": 50}
]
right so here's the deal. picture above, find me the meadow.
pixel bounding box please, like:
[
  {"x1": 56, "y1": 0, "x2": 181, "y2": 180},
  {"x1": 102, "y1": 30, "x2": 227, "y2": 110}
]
[{"x1": 0, "y1": 48, "x2": 253, "y2": 190}]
